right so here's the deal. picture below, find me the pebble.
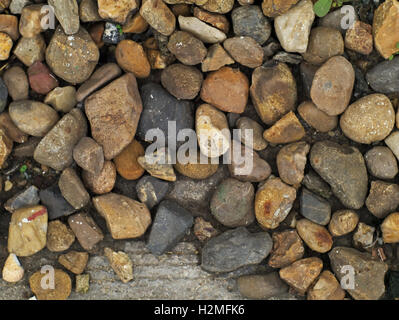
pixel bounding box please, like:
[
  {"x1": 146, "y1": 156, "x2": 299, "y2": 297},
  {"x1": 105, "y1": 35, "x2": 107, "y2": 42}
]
[
  {"x1": 2, "y1": 253, "x2": 24, "y2": 283},
  {"x1": 328, "y1": 210, "x2": 359, "y2": 237},
  {"x1": 19, "y1": 4, "x2": 45, "y2": 38},
  {"x1": 373, "y1": 0, "x2": 399, "y2": 59},
  {"x1": 307, "y1": 270, "x2": 345, "y2": 300},
  {"x1": 68, "y1": 213, "x2": 104, "y2": 251},
  {"x1": 136, "y1": 176, "x2": 170, "y2": 209},
  {"x1": 0, "y1": 77, "x2": 7, "y2": 112},
  {"x1": 193, "y1": 217, "x2": 219, "y2": 242},
  {"x1": 300, "y1": 188, "x2": 331, "y2": 226},
  {"x1": 4, "y1": 179, "x2": 12, "y2": 191},
  {"x1": 340, "y1": 94, "x2": 395, "y2": 144},
  {"x1": 102, "y1": 22, "x2": 124, "y2": 45},
  {"x1": 365, "y1": 181, "x2": 399, "y2": 219},
  {"x1": 279, "y1": 257, "x2": 323, "y2": 295},
  {"x1": 58, "y1": 251, "x2": 89, "y2": 275},
  {"x1": 76, "y1": 274, "x2": 90, "y2": 294},
  {"x1": 200, "y1": 0, "x2": 234, "y2": 14},
  {"x1": 345, "y1": 21, "x2": 373, "y2": 55},
  {"x1": 262, "y1": 0, "x2": 299, "y2": 17},
  {"x1": 3, "y1": 66, "x2": 28, "y2": 101},
  {"x1": 296, "y1": 219, "x2": 333, "y2": 253},
  {"x1": 140, "y1": 0, "x2": 176, "y2": 36},
  {"x1": 385, "y1": 131, "x2": 399, "y2": 161},
  {"x1": 9, "y1": 100, "x2": 59, "y2": 137},
  {"x1": 14, "y1": 36, "x2": 45, "y2": 69},
  {"x1": 297, "y1": 101, "x2": 338, "y2": 133},
  {"x1": 310, "y1": 141, "x2": 368, "y2": 209},
  {"x1": 46, "y1": 26, "x2": 100, "y2": 84},
  {"x1": 28, "y1": 61, "x2": 59, "y2": 95},
  {"x1": 210, "y1": 178, "x2": 254, "y2": 227},
  {"x1": 97, "y1": 0, "x2": 137, "y2": 24},
  {"x1": 201, "y1": 227, "x2": 272, "y2": 272},
  {"x1": 193, "y1": 7, "x2": 230, "y2": 34},
  {"x1": 29, "y1": 269, "x2": 71, "y2": 300},
  {"x1": 0, "y1": 14, "x2": 18, "y2": 41},
  {"x1": 34, "y1": 108, "x2": 87, "y2": 171},
  {"x1": 366, "y1": 56, "x2": 399, "y2": 94},
  {"x1": 93, "y1": 193, "x2": 151, "y2": 240},
  {"x1": 39, "y1": 184, "x2": 75, "y2": 220},
  {"x1": 137, "y1": 83, "x2": 194, "y2": 144},
  {"x1": 115, "y1": 40, "x2": 150, "y2": 79},
  {"x1": 137, "y1": 149, "x2": 177, "y2": 182},
  {"x1": 79, "y1": 0, "x2": 102, "y2": 22},
  {"x1": 223, "y1": 36, "x2": 263, "y2": 68},
  {"x1": 113, "y1": 139, "x2": 144, "y2": 180},
  {"x1": 46, "y1": 220, "x2": 75, "y2": 252},
  {"x1": 237, "y1": 273, "x2": 289, "y2": 299},
  {"x1": 236, "y1": 117, "x2": 267, "y2": 151},
  {"x1": 4, "y1": 185, "x2": 39, "y2": 212},
  {"x1": 255, "y1": 176, "x2": 296, "y2": 229},
  {"x1": 147, "y1": 200, "x2": 193, "y2": 255},
  {"x1": 0, "y1": 128, "x2": 12, "y2": 167},
  {"x1": 301, "y1": 172, "x2": 331, "y2": 199},
  {"x1": 43, "y1": 87, "x2": 76, "y2": 113},
  {"x1": 73, "y1": 137, "x2": 104, "y2": 175},
  {"x1": 85, "y1": 74, "x2": 142, "y2": 160},
  {"x1": 179, "y1": 16, "x2": 226, "y2": 44},
  {"x1": 318, "y1": 5, "x2": 358, "y2": 34},
  {"x1": 382, "y1": 212, "x2": 399, "y2": 244},
  {"x1": 9, "y1": 0, "x2": 30, "y2": 14},
  {"x1": 277, "y1": 141, "x2": 309, "y2": 186},
  {"x1": 310, "y1": 56, "x2": 355, "y2": 116},
  {"x1": 196, "y1": 103, "x2": 230, "y2": 158},
  {"x1": 13, "y1": 136, "x2": 40, "y2": 158},
  {"x1": 174, "y1": 151, "x2": 219, "y2": 180},
  {"x1": 82, "y1": 160, "x2": 116, "y2": 194},
  {"x1": 365, "y1": 146, "x2": 398, "y2": 179},
  {"x1": 161, "y1": 63, "x2": 203, "y2": 100},
  {"x1": 329, "y1": 247, "x2": 388, "y2": 300},
  {"x1": 0, "y1": 112, "x2": 27, "y2": 143},
  {"x1": 123, "y1": 12, "x2": 149, "y2": 34},
  {"x1": 353, "y1": 222, "x2": 375, "y2": 250},
  {"x1": 7, "y1": 205, "x2": 48, "y2": 257},
  {"x1": 302, "y1": 27, "x2": 344, "y2": 65},
  {"x1": 274, "y1": 0, "x2": 315, "y2": 53},
  {"x1": 263, "y1": 111, "x2": 305, "y2": 144},
  {"x1": 167, "y1": 31, "x2": 207, "y2": 65},
  {"x1": 59, "y1": 167, "x2": 90, "y2": 210},
  {"x1": 104, "y1": 247, "x2": 133, "y2": 283},
  {"x1": 232, "y1": 5, "x2": 271, "y2": 45},
  {"x1": 48, "y1": 0, "x2": 79, "y2": 35},
  {"x1": 268, "y1": 229, "x2": 304, "y2": 268},
  {"x1": 201, "y1": 43, "x2": 234, "y2": 72},
  {"x1": 250, "y1": 62, "x2": 297, "y2": 125},
  {"x1": 201, "y1": 67, "x2": 249, "y2": 114}
]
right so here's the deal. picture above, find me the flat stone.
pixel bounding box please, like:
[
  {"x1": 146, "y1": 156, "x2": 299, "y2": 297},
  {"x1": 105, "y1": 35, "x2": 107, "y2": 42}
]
[
  {"x1": 4, "y1": 185, "x2": 39, "y2": 212},
  {"x1": 46, "y1": 220, "x2": 75, "y2": 252},
  {"x1": 167, "y1": 30, "x2": 207, "y2": 65},
  {"x1": 8, "y1": 205, "x2": 48, "y2": 257},
  {"x1": 329, "y1": 247, "x2": 388, "y2": 300},
  {"x1": 59, "y1": 167, "x2": 90, "y2": 210},
  {"x1": 136, "y1": 176, "x2": 170, "y2": 209},
  {"x1": 365, "y1": 146, "x2": 398, "y2": 179},
  {"x1": 85, "y1": 73, "x2": 142, "y2": 160},
  {"x1": 277, "y1": 141, "x2": 309, "y2": 186},
  {"x1": 82, "y1": 160, "x2": 116, "y2": 194},
  {"x1": 268, "y1": 229, "x2": 304, "y2": 268},
  {"x1": 223, "y1": 36, "x2": 263, "y2": 68},
  {"x1": 147, "y1": 200, "x2": 194, "y2": 255},
  {"x1": 39, "y1": 184, "x2": 75, "y2": 220},
  {"x1": 93, "y1": 193, "x2": 151, "y2": 240},
  {"x1": 328, "y1": 210, "x2": 359, "y2": 237},
  {"x1": 237, "y1": 273, "x2": 289, "y2": 299},
  {"x1": 296, "y1": 219, "x2": 333, "y2": 253},
  {"x1": 300, "y1": 188, "x2": 331, "y2": 226},
  {"x1": 201, "y1": 43, "x2": 234, "y2": 72},
  {"x1": 68, "y1": 213, "x2": 104, "y2": 251},
  {"x1": 298, "y1": 101, "x2": 337, "y2": 133},
  {"x1": 201, "y1": 227, "x2": 272, "y2": 273},
  {"x1": 254, "y1": 176, "x2": 296, "y2": 229},
  {"x1": 2, "y1": 253, "x2": 24, "y2": 283},
  {"x1": 236, "y1": 117, "x2": 267, "y2": 151},
  {"x1": 307, "y1": 270, "x2": 345, "y2": 300},
  {"x1": 310, "y1": 141, "x2": 368, "y2": 209},
  {"x1": 365, "y1": 180, "x2": 399, "y2": 219},
  {"x1": 140, "y1": 0, "x2": 176, "y2": 36},
  {"x1": 48, "y1": 0, "x2": 79, "y2": 35},
  {"x1": 104, "y1": 247, "x2": 133, "y2": 283},
  {"x1": 366, "y1": 56, "x2": 399, "y2": 94},
  {"x1": 58, "y1": 251, "x2": 89, "y2": 274},
  {"x1": 115, "y1": 40, "x2": 151, "y2": 79},
  {"x1": 29, "y1": 269, "x2": 71, "y2": 300},
  {"x1": 34, "y1": 108, "x2": 87, "y2": 171},
  {"x1": 262, "y1": 0, "x2": 299, "y2": 17},
  {"x1": 3, "y1": 66, "x2": 28, "y2": 101},
  {"x1": 263, "y1": 111, "x2": 305, "y2": 144},
  {"x1": 250, "y1": 62, "x2": 297, "y2": 125},
  {"x1": 179, "y1": 15, "x2": 226, "y2": 44},
  {"x1": 44, "y1": 86, "x2": 77, "y2": 113},
  {"x1": 73, "y1": 137, "x2": 104, "y2": 175},
  {"x1": 97, "y1": 0, "x2": 138, "y2": 24},
  {"x1": 14, "y1": 35, "x2": 46, "y2": 67}
]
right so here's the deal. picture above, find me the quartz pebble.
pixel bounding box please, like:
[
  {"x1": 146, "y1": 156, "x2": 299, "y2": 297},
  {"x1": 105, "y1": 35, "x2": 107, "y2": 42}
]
[{"x1": 2, "y1": 253, "x2": 24, "y2": 283}]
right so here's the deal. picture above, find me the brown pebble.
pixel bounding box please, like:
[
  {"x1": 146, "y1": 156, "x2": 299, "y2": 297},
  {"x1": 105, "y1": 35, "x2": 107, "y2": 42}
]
[
  {"x1": 167, "y1": 31, "x2": 207, "y2": 66},
  {"x1": 263, "y1": 111, "x2": 305, "y2": 144},
  {"x1": 268, "y1": 229, "x2": 305, "y2": 268},
  {"x1": 328, "y1": 210, "x2": 359, "y2": 237},
  {"x1": 46, "y1": 220, "x2": 75, "y2": 252},
  {"x1": 83, "y1": 160, "x2": 116, "y2": 194},
  {"x1": 307, "y1": 270, "x2": 346, "y2": 300},
  {"x1": 381, "y1": 212, "x2": 399, "y2": 243},
  {"x1": 223, "y1": 36, "x2": 263, "y2": 68},
  {"x1": 298, "y1": 101, "x2": 337, "y2": 132},
  {"x1": 115, "y1": 40, "x2": 151, "y2": 78},
  {"x1": 113, "y1": 139, "x2": 145, "y2": 180},
  {"x1": 29, "y1": 269, "x2": 71, "y2": 300},
  {"x1": 296, "y1": 219, "x2": 333, "y2": 253},
  {"x1": 58, "y1": 251, "x2": 89, "y2": 275}
]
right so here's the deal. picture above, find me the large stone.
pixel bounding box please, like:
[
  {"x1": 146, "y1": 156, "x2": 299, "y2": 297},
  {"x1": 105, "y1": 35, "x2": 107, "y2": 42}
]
[
  {"x1": 79, "y1": 0, "x2": 101, "y2": 22},
  {"x1": 0, "y1": 14, "x2": 19, "y2": 40},
  {"x1": 329, "y1": 247, "x2": 388, "y2": 300},
  {"x1": 201, "y1": 227, "x2": 272, "y2": 273},
  {"x1": 310, "y1": 141, "x2": 368, "y2": 209},
  {"x1": 48, "y1": 0, "x2": 79, "y2": 35},
  {"x1": 29, "y1": 269, "x2": 71, "y2": 300},
  {"x1": 140, "y1": 0, "x2": 176, "y2": 36},
  {"x1": 268, "y1": 229, "x2": 304, "y2": 268},
  {"x1": 59, "y1": 167, "x2": 90, "y2": 210},
  {"x1": 93, "y1": 193, "x2": 152, "y2": 240},
  {"x1": 85, "y1": 73, "x2": 142, "y2": 160},
  {"x1": 34, "y1": 109, "x2": 87, "y2": 171},
  {"x1": 237, "y1": 273, "x2": 289, "y2": 299},
  {"x1": 296, "y1": 219, "x2": 333, "y2": 253},
  {"x1": 365, "y1": 181, "x2": 399, "y2": 219},
  {"x1": 366, "y1": 57, "x2": 399, "y2": 94}
]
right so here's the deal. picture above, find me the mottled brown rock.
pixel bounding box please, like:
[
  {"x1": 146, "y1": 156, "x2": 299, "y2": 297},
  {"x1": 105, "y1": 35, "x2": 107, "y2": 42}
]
[
  {"x1": 194, "y1": 217, "x2": 219, "y2": 242},
  {"x1": 167, "y1": 31, "x2": 207, "y2": 66},
  {"x1": 298, "y1": 101, "x2": 337, "y2": 133},
  {"x1": 123, "y1": 12, "x2": 149, "y2": 34},
  {"x1": 93, "y1": 193, "x2": 151, "y2": 240},
  {"x1": 68, "y1": 213, "x2": 104, "y2": 251},
  {"x1": 0, "y1": 112, "x2": 27, "y2": 143},
  {"x1": 328, "y1": 210, "x2": 359, "y2": 237},
  {"x1": 97, "y1": 0, "x2": 138, "y2": 24},
  {"x1": 59, "y1": 167, "x2": 90, "y2": 210},
  {"x1": 307, "y1": 270, "x2": 345, "y2": 300},
  {"x1": 79, "y1": 0, "x2": 102, "y2": 22},
  {"x1": 296, "y1": 219, "x2": 333, "y2": 253},
  {"x1": 115, "y1": 40, "x2": 151, "y2": 79},
  {"x1": 345, "y1": 21, "x2": 373, "y2": 55},
  {"x1": 279, "y1": 257, "x2": 323, "y2": 295},
  {"x1": 3, "y1": 66, "x2": 28, "y2": 101},
  {"x1": 201, "y1": 67, "x2": 249, "y2": 113},
  {"x1": 140, "y1": 0, "x2": 176, "y2": 36},
  {"x1": 310, "y1": 56, "x2": 355, "y2": 116},
  {"x1": 0, "y1": 128, "x2": 12, "y2": 168},
  {"x1": 268, "y1": 230, "x2": 304, "y2": 268},
  {"x1": 14, "y1": 35, "x2": 46, "y2": 67},
  {"x1": 82, "y1": 160, "x2": 116, "y2": 195},
  {"x1": 365, "y1": 146, "x2": 398, "y2": 180},
  {"x1": 46, "y1": 220, "x2": 75, "y2": 252},
  {"x1": 236, "y1": 117, "x2": 267, "y2": 151},
  {"x1": 381, "y1": 212, "x2": 399, "y2": 243},
  {"x1": 201, "y1": 43, "x2": 234, "y2": 72},
  {"x1": 353, "y1": 222, "x2": 375, "y2": 250},
  {"x1": 104, "y1": 247, "x2": 133, "y2": 283},
  {"x1": 85, "y1": 73, "x2": 142, "y2": 160},
  {"x1": 73, "y1": 137, "x2": 104, "y2": 175},
  {"x1": 200, "y1": 0, "x2": 234, "y2": 14},
  {"x1": 174, "y1": 151, "x2": 219, "y2": 180},
  {"x1": 137, "y1": 149, "x2": 177, "y2": 182},
  {"x1": 27, "y1": 61, "x2": 59, "y2": 95},
  {"x1": 29, "y1": 269, "x2": 71, "y2": 300},
  {"x1": 250, "y1": 62, "x2": 297, "y2": 125},
  {"x1": 277, "y1": 141, "x2": 309, "y2": 186},
  {"x1": 0, "y1": 14, "x2": 19, "y2": 40},
  {"x1": 0, "y1": 32, "x2": 12, "y2": 60},
  {"x1": 44, "y1": 86, "x2": 77, "y2": 113},
  {"x1": 262, "y1": 0, "x2": 299, "y2": 17},
  {"x1": 223, "y1": 36, "x2": 263, "y2": 68},
  {"x1": 58, "y1": 251, "x2": 89, "y2": 275},
  {"x1": 113, "y1": 139, "x2": 145, "y2": 180},
  {"x1": 19, "y1": 4, "x2": 46, "y2": 38},
  {"x1": 193, "y1": 7, "x2": 229, "y2": 33},
  {"x1": 366, "y1": 180, "x2": 399, "y2": 219},
  {"x1": 255, "y1": 176, "x2": 296, "y2": 229},
  {"x1": 263, "y1": 111, "x2": 305, "y2": 144}
]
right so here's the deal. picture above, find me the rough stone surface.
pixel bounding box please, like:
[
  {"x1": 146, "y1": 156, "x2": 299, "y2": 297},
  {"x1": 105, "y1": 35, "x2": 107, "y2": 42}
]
[
  {"x1": 68, "y1": 213, "x2": 104, "y2": 251},
  {"x1": 59, "y1": 167, "x2": 90, "y2": 210},
  {"x1": 268, "y1": 230, "x2": 304, "y2": 268},
  {"x1": 365, "y1": 181, "x2": 399, "y2": 219},
  {"x1": 73, "y1": 137, "x2": 104, "y2": 175},
  {"x1": 44, "y1": 86, "x2": 77, "y2": 113},
  {"x1": 82, "y1": 160, "x2": 116, "y2": 195},
  {"x1": 48, "y1": 0, "x2": 79, "y2": 35},
  {"x1": 307, "y1": 270, "x2": 346, "y2": 300},
  {"x1": 39, "y1": 184, "x2": 75, "y2": 220},
  {"x1": 328, "y1": 210, "x2": 359, "y2": 237},
  {"x1": 263, "y1": 111, "x2": 305, "y2": 144},
  {"x1": 14, "y1": 35, "x2": 46, "y2": 67},
  {"x1": 97, "y1": 0, "x2": 138, "y2": 24},
  {"x1": 46, "y1": 220, "x2": 75, "y2": 252},
  {"x1": 2, "y1": 254, "x2": 24, "y2": 283},
  {"x1": 345, "y1": 21, "x2": 373, "y2": 55},
  {"x1": 58, "y1": 251, "x2": 89, "y2": 274},
  {"x1": 296, "y1": 219, "x2": 333, "y2": 253},
  {"x1": 140, "y1": 0, "x2": 176, "y2": 36},
  {"x1": 277, "y1": 141, "x2": 309, "y2": 186},
  {"x1": 104, "y1": 247, "x2": 134, "y2": 283},
  {"x1": 262, "y1": 0, "x2": 299, "y2": 17},
  {"x1": 29, "y1": 269, "x2": 71, "y2": 300}
]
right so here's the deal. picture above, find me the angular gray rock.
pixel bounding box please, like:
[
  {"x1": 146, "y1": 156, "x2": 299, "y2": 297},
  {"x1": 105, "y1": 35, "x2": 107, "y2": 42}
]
[
  {"x1": 366, "y1": 56, "x2": 399, "y2": 94},
  {"x1": 136, "y1": 176, "x2": 170, "y2": 210},
  {"x1": 4, "y1": 185, "x2": 40, "y2": 212},
  {"x1": 300, "y1": 188, "x2": 331, "y2": 226},
  {"x1": 39, "y1": 183, "x2": 76, "y2": 220}
]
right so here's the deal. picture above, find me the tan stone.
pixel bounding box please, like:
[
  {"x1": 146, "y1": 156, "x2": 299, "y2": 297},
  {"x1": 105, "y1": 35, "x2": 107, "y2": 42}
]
[
  {"x1": 137, "y1": 148, "x2": 176, "y2": 182},
  {"x1": 201, "y1": 43, "x2": 234, "y2": 72},
  {"x1": 307, "y1": 270, "x2": 346, "y2": 300},
  {"x1": 174, "y1": 150, "x2": 219, "y2": 180},
  {"x1": 0, "y1": 112, "x2": 27, "y2": 143},
  {"x1": 236, "y1": 117, "x2": 267, "y2": 151},
  {"x1": 268, "y1": 230, "x2": 304, "y2": 268},
  {"x1": 58, "y1": 251, "x2": 89, "y2": 274},
  {"x1": 19, "y1": 4, "x2": 46, "y2": 38},
  {"x1": 104, "y1": 247, "x2": 133, "y2": 283},
  {"x1": 0, "y1": 128, "x2": 12, "y2": 168},
  {"x1": 263, "y1": 111, "x2": 305, "y2": 144},
  {"x1": 381, "y1": 212, "x2": 399, "y2": 243},
  {"x1": 193, "y1": 7, "x2": 229, "y2": 33},
  {"x1": 262, "y1": 0, "x2": 299, "y2": 17},
  {"x1": 46, "y1": 220, "x2": 75, "y2": 252},
  {"x1": 296, "y1": 219, "x2": 333, "y2": 253},
  {"x1": 200, "y1": 0, "x2": 234, "y2": 14},
  {"x1": 140, "y1": 0, "x2": 176, "y2": 36},
  {"x1": 345, "y1": 21, "x2": 373, "y2": 55},
  {"x1": 298, "y1": 101, "x2": 337, "y2": 133},
  {"x1": 115, "y1": 40, "x2": 151, "y2": 78},
  {"x1": 97, "y1": 0, "x2": 138, "y2": 24},
  {"x1": 277, "y1": 141, "x2": 309, "y2": 186},
  {"x1": 122, "y1": 12, "x2": 148, "y2": 34},
  {"x1": 83, "y1": 160, "x2": 116, "y2": 194},
  {"x1": 328, "y1": 210, "x2": 359, "y2": 237},
  {"x1": 2, "y1": 253, "x2": 24, "y2": 283},
  {"x1": 0, "y1": 32, "x2": 12, "y2": 60},
  {"x1": 0, "y1": 14, "x2": 19, "y2": 40},
  {"x1": 29, "y1": 269, "x2": 71, "y2": 300},
  {"x1": 223, "y1": 36, "x2": 263, "y2": 68}
]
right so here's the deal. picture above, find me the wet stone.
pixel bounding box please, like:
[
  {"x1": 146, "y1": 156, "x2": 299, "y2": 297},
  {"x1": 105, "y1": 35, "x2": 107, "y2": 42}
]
[
  {"x1": 68, "y1": 213, "x2": 104, "y2": 251},
  {"x1": 46, "y1": 220, "x2": 75, "y2": 252},
  {"x1": 4, "y1": 185, "x2": 39, "y2": 212},
  {"x1": 365, "y1": 181, "x2": 399, "y2": 219},
  {"x1": 58, "y1": 251, "x2": 89, "y2": 275},
  {"x1": 136, "y1": 176, "x2": 170, "y2": 210},
  {"x1": 39, "y1": 184, "x2": 75, "y2": 220},
  {"x1": 300, "y1": 188, "x2": 331, "y2": 226},
  {"x1": 237, "y1": 273, "x2": 289, "y2": 299}
]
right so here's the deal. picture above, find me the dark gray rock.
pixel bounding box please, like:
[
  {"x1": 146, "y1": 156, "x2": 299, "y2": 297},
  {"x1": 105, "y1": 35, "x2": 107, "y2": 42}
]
[
  {"x1": 231, "y1": 5, "x2": 271, "y2": 45},
  {"x1": 137, "y1": 83, "x2": 194, "y2": 147},
  {"x1": 300, "y1": 188, "x2": 331, "y2": 225},
  {"x1": 366, "y1": 56, "x2": 399, "y2": 94},
  {"x1": 237, "y1": 272, "x2": 289, "y2": 299},
  {"x1": 147, "y1": 200, "x2": 194, "y2": 256},
  {"x1": 201, "y1": 227, "x2": 273, "y2": 273},
  {"x1": 310, "y1": 141, "x2": 368, "y2": 209},
  {"x1": 102, "y1": 22, "x2": 125, "y2": 44},
  {"x1": 4, "y1": 185, "x2": 40, "y2": 212},
  {"x1": 302, "y1": 170, "x2": 332, "y2": 199},
  {"x1": 0, "y1": 77, "x2": 8, "y2": 112},
  {"x1": 39, "y1": 183, "x2": 76, "y2": 220},
  {"x1": 136, "y1": 176, "x2": 170, "y2": 209},
  {"x1": 318, "y1": 6, "x2": 358, "y2": 34},
  {"x1": 299, "y1": 62, "x2": 318, "y2": 99}
]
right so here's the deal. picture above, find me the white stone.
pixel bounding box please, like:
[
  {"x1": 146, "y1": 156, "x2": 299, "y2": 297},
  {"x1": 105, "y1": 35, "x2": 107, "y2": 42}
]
[
  {"x1": 2, "y1": 253, "x2": 24, "y2": 283},
  {"x1": 178, "y1": 16, "x2": 227, "y2": 44}
]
